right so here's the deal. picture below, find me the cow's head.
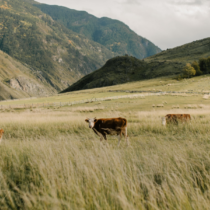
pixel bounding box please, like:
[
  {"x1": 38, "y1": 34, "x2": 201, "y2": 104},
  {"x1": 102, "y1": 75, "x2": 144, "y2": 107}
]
[
  {"x1": 85, "y1": 118, "x2": 97, "y2": 128},
  {"x1": 161, "y1": 117, "x2": 166, "y2": 126}
]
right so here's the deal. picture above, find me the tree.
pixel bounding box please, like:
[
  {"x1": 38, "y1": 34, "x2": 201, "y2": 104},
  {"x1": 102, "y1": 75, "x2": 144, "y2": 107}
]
[
  {"x1": 182, "y1": 63, "x2": 196, "y2": 78},
  {"x1": 191, "y1": 61, "x2": 202, "y2": 76},
  {"x1": 199, "y1": 56, "x2": 210, "y2": 74}
]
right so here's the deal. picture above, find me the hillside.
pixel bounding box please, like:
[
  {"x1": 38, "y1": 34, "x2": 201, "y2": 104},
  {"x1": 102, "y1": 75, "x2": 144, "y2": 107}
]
[
  {"x1": 0, "y1": 50, "x2": 57, "y2": 100},
  {"x1": 34, "y1": 4, "x2": 161, "y2": 59},
  {"x1": 1, "y1": 73, "x2": 210, "y2": 107},
  {"x1": 0, "y1": 0, "x2": 117, "y2": 97},
  {"x1": 61, "y1": 37, "x2": 210, "y2": 93}
]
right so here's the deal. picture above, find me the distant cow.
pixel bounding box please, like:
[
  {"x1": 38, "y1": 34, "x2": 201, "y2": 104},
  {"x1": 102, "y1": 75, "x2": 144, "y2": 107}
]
[
  {"x1": 0, "y1": 129, "x2": 4, "y2": 143},
  {"x1": 162, "y1": 114, "x2": 191, "y2": 126},
  {"x1": 85, "y1": 117, "x2": 128, "y2": 146}
]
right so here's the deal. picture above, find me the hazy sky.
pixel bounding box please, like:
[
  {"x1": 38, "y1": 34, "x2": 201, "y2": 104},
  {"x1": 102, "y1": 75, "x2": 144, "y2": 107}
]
[{"x1": 36, "y1": 0, "x2": 210, "y2": 50}]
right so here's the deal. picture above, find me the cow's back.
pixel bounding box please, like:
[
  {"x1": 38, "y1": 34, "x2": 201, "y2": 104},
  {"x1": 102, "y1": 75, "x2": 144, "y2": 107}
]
[
  {"x1": 96, "y1": 117, "x2": 127, "y2": 129},
  {"x1": 165, "y1": 114, "x2": 191, "y2": 124}
]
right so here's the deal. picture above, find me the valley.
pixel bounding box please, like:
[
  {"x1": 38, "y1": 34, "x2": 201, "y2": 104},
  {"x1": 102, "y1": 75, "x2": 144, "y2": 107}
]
[{"x1": 1, "y1": 75, "x2": 210, "y2": 209}]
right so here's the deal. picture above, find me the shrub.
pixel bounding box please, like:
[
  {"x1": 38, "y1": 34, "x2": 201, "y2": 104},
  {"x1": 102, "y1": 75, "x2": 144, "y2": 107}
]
[{"x1": 182, "y1": 63, "x2": 196, "y2": 78}]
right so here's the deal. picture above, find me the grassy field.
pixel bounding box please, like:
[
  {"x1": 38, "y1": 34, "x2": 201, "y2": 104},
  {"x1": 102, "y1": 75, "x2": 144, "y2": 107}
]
[
  {"x1": 1, "y1": 77, "x2": 210, "y2": 209},
  {"x1": 0, "y1": 74, "x2": 210, "y2": 107}
]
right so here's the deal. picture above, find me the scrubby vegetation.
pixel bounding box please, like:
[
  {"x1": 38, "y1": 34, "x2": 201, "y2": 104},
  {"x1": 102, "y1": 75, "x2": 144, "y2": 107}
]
[{"x1": 180, "y1": 56, "x2": 210, "y2": 79}]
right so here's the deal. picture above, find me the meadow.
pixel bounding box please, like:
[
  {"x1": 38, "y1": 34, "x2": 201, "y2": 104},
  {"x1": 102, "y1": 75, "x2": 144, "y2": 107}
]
[
  {"x1": 1, "y1": 76, "x2": 210, "y2": 209},
  {"x1": 1, "y1": 75, "x2": 210, "y2": 107}
]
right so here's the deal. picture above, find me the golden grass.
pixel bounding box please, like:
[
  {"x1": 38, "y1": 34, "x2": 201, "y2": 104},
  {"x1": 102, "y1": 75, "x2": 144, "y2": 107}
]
[
  {"x1": 1, "y1": 106, "x2": 210, "y2": 209},
  {"x1": 1, "y1": 76, "x2": 210, "y2": 209}
]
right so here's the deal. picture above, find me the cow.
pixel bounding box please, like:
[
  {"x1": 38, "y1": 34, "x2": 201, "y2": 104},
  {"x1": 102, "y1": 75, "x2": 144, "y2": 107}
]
[
  {"x1": 0, "y1": 129, "x2": 4, "y2": 143},
  {"x1": 85, "y1": 117, "x2": 128, "y2": 146},
  {"x1": 162, "y1": 114, "x2": 191, "y2": 126}
]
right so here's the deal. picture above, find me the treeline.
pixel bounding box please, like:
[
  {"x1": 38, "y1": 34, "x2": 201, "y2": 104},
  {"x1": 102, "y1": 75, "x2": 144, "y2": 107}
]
[{"x1": 181, "y1": 56, "x2": 210, "y2": 79}]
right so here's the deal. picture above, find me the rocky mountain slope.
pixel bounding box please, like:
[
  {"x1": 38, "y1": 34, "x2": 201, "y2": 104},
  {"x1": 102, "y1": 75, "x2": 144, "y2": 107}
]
[
  {"x1": 61, "y1": 37, "x2": 210, "y2": 92},
  {"x1": 35, "y1": 4, "x2": 161, "y2": 59},
  {"x1": 0, "y1": 50, "x2": 55, "y2": 100}
]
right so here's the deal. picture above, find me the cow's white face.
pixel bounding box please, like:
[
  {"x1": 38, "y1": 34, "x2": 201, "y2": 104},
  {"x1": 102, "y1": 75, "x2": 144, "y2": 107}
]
[
  {"x1": 161, "y1": 117, "x2": 166, "y2": 126},
  {"x1": 85, "y1": 118, "x2": 96, "y2": 128}
]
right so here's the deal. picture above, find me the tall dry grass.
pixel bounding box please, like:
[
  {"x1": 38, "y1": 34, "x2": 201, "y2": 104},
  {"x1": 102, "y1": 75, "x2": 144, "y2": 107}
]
[{"x1": 1, "y1": 109, "x2": 210, "y2": 209}]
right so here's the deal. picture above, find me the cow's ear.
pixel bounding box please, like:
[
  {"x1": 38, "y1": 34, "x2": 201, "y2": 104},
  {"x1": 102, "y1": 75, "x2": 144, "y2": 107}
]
[
  {"x1": 94, "y1": 117, "x2": 97, "y2": 122},
  {"x1": 85, "y1": 119, "x2": 89, "y2": 123}
]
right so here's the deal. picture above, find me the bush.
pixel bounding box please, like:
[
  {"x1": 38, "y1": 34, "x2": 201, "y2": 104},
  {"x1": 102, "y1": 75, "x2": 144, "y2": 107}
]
[{"x1": 182, "y1": 63, "x2": 196, "y2": 78}]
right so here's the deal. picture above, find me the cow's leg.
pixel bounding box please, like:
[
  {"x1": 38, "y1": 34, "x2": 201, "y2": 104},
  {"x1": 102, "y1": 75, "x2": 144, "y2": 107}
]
[
  {"x1": 175, "y1": 118, "x2": 178, "y2": 125},
  {"x1": 122, "y1": 128, "x2": 129, "y2": 146},
  {"x1": 101, "y1": 131, "x2": 107, "y2": 140},
  {"x1": 102, "y1": 134, "x2": 109, "y2": 147},
  {"x1": 100, "y1": 132, "x2": 106, "y2": 142},
  {"x1": 117, "y1": 134, "x2": 121, "y2": 147},
  {"x1": 100, "y1": 135, "x2": 103, "y2": 141},
  {"x1": 125, "y1": 127, "x2": 129, "y2": 146},
  {"x1": 117, "y1": 131, "x2": 123, "y2": 147},
  {"x1": 99, "y1": 133, "x2": 107, "y2": 147}
]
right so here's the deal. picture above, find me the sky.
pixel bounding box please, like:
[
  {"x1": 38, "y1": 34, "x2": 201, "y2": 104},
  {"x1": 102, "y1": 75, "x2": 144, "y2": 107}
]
[{"x1": 36, "y1": 0, "x2": 210, "y2": 50}]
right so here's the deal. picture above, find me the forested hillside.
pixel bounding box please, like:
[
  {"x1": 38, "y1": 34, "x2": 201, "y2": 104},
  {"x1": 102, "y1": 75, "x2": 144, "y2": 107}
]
[{"x1": 35, "y1": 4, "x2": 161, "y2": 59}]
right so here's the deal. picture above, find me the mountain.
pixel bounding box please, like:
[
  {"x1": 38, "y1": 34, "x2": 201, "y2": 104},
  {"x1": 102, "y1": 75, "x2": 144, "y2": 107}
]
[
  {"x1": 34, "y1": 4, "x2": 162, "y2": 59},
  {"x1": 0, "y1": 0, "x2": 117, "y2": 97},
  {"x1": 0, "y1": 0, "x2": 162, "y2": 100},
  {"x1": 61, "y1": 37, "x2": 210, "y2": 93}
]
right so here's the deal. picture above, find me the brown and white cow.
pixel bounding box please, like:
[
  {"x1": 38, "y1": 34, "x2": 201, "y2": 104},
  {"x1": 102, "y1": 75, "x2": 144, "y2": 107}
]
[
  {"x1": 162, "y1": 114, "x2": 191, "y2": 126},
  {"x1": 85, "y1": 117, "x2": 128, "y2": 146},
  {"x1": 0, "y1": 129, "x2": 4, "y2": 143}
]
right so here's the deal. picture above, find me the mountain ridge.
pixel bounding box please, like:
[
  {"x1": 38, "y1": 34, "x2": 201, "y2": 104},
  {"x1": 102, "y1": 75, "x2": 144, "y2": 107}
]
[{"x1": 35, "y1": 4, "x2": 161, "y2": 59}]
